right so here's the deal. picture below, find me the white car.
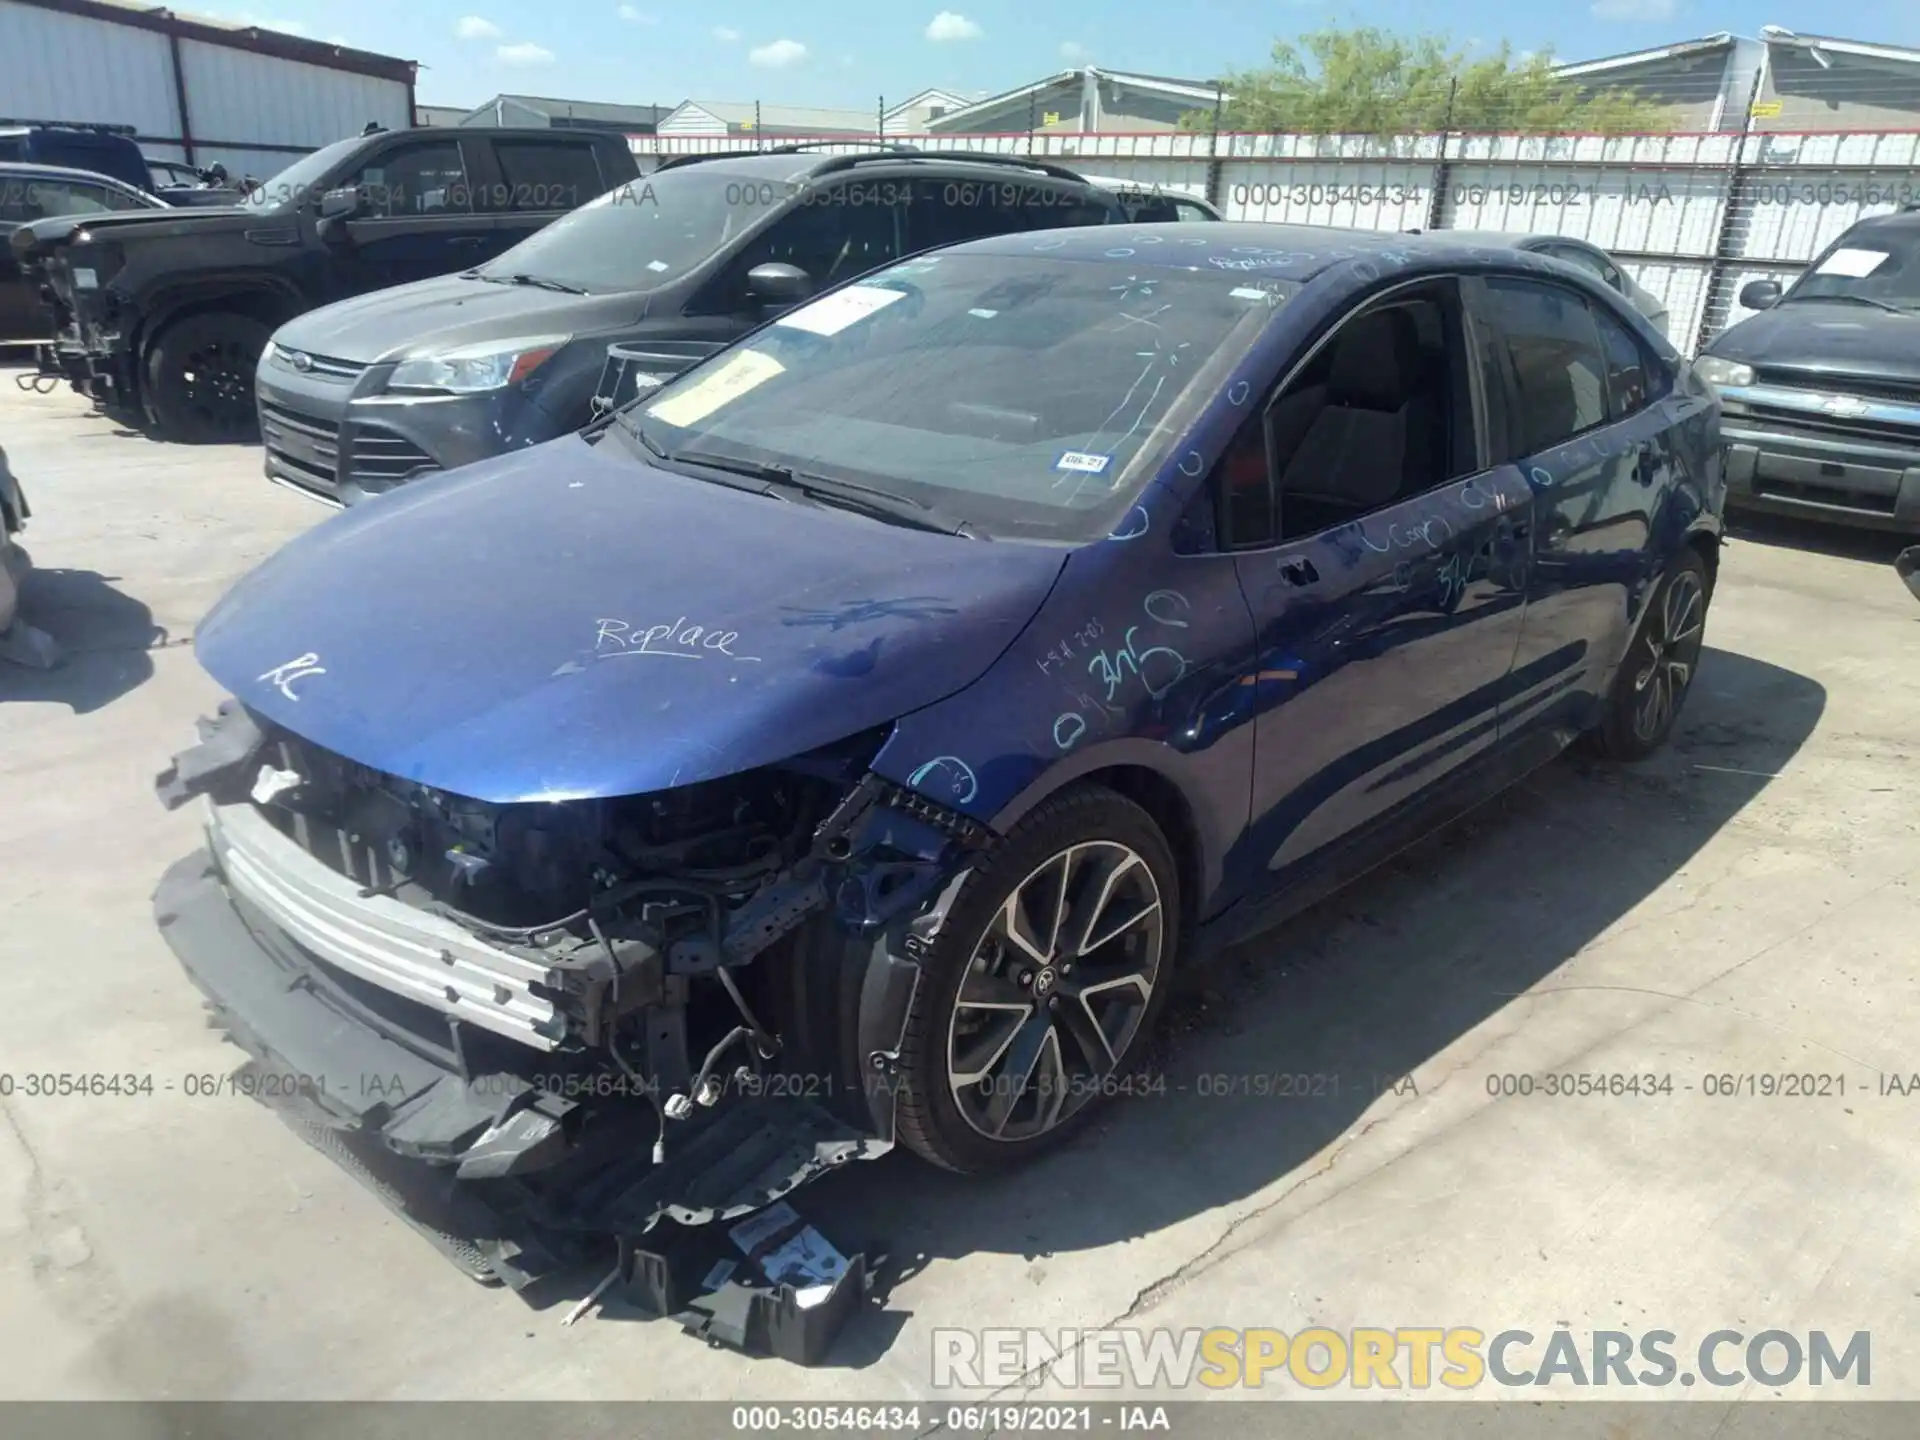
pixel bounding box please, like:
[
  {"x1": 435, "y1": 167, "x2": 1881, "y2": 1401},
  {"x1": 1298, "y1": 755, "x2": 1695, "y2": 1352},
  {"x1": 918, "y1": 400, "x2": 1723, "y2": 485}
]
[
  {"x1": 1420, "y1": 229, "x2": 1670, "y2": 337},
  {"x1": 1081, "y1": 175, "x2": 1221, "y2": 223}
]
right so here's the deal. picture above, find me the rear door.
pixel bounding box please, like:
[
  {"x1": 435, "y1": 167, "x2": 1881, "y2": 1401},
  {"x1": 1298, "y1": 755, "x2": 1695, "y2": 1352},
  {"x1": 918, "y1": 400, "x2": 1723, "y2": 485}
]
[
  {"x1": 1469, "y1": 273, "x2": 1670, "y2": 742},
  {"x1": 337, "y1": 136, "x2": 493, "y2": 292},
  {"x1": 1228, "y1": 275, "x2": 1532, "y2": 897},
  {"x1": 472, "y1": 135, "x2": 611, "y2": 257}
]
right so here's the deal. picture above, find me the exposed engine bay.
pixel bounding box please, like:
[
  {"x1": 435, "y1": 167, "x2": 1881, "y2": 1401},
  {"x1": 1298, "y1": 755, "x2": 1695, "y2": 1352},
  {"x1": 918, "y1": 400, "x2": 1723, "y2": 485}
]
[{"x1": 153, "y1": 700, "x2": 986, "y2": 1288}]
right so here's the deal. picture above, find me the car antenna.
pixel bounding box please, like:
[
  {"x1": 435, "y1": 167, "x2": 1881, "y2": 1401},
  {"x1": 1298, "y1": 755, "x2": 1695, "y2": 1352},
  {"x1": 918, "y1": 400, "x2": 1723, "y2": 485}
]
[{"x1": 362, "y1": 121, "x2": 384, "y2": 135}]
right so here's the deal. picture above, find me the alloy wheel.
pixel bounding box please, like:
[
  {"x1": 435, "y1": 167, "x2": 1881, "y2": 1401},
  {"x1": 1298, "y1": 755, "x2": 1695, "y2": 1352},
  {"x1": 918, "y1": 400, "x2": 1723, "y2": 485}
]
[
  {"x1": 1631, "y1": 569, "x2": 1706, "y2": 743},
  {"x1": 946, "y1": 840, "x2": 1165, "y2": 1143},
  {"x1": 178, "y1": 338, "x2": 259, "y2": 438}
]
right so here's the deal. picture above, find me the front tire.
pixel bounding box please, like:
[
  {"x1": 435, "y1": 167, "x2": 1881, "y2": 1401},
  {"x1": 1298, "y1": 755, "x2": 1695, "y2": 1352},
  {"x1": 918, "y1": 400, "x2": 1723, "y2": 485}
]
[
  {"x1": 892, "y1": 784, "x2": 1180, "y2": 1174},
  {"x1": 143, "y1": 311, "x2": 268, "y2": 443},
  {"x1": 1585, "y1": 548, "x2": 1710, "y2": 761}
]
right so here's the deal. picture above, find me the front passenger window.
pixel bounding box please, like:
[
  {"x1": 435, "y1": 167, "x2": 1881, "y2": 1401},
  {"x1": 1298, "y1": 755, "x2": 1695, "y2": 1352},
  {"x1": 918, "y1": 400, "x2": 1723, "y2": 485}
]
[
  {"x1": 1265, "y1": 284, "x2": 1474, "y2": 540},
  {"x1": 347, "y1": 142, "x2": 470, "y2": 218}
]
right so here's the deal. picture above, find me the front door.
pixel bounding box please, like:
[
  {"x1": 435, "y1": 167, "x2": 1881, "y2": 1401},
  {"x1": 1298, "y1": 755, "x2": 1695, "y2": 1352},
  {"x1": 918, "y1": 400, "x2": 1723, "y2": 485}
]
[
  {"x1": 1221, "y1": 277, "x2": 1531, "y2": 903},
  {"x1": 338, "y1": 137, "x2": 494, "y2": 293}
]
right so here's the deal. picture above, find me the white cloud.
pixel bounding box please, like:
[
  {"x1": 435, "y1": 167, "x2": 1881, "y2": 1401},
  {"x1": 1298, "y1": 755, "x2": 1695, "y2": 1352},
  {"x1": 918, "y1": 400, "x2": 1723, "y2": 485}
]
[
  {"x1": 496, "y1": 40, "x2": 554, "y2": 64},
  {"x1": 1590, "y1": 0, "x2": 1674, "y2": 17},
  {"x1": 1059, "y1": 40, "x2": 1088, "y2": 61},
  {"x1": 713, "y1": 25, "x2": 741, "y2": 41},
  {"x1": 616, "y1": 4, "x2": 656, "y2": 20},
  {"x1": 748, "y1": 37, "x2": 806, "y2": 67},
  {"x1": 326, "y1": 31, "x2": 347, "y2": 42},
  {"x1": 455, "y1": 15, "x2": 501, "y2": 39},
  {"x1": 926, "y1": 10, "x2": 981, "y2": 41}
]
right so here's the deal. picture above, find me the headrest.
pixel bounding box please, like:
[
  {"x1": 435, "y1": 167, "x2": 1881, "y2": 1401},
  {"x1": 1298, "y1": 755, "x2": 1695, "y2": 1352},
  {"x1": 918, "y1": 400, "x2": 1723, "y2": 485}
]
[{"x1": 1327, "y1": 308, "x2": 1431, "y2": 410}]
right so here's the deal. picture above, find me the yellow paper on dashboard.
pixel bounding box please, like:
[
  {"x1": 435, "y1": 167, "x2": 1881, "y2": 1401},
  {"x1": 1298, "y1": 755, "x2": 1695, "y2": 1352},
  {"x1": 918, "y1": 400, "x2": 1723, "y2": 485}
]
[{"x1": 645, "y1": 349, "x2": 785, "y2": 427}]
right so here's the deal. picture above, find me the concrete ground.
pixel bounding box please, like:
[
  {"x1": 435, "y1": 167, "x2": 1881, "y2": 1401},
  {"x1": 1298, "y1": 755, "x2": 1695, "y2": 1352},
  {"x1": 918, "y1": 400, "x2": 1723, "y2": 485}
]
[{"x1": 1, "y1": 366, "x2": 1917, "y2": 1412}]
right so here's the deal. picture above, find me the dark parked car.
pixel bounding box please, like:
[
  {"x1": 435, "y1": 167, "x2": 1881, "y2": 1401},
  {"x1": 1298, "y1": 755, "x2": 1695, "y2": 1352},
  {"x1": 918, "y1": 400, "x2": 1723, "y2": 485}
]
[
  {"x1": 1416, "y1": 230, "x2": 1669, "y2": 336},
  {"x1": 152, "y1": 224, "x2": 1721, "y2": 1285},
  {"x1": 255, "y1": 146, "x2": 1128, "y2": 505},
  {"x1": 10, "y1": 125, "x2": 639, "y2": 441},
  {"x1": 1696, "y1": 209, "x2": 1920, "y2": 534},
  {"x1": 0, "y1": 120, "x2": 242, "y2": 206},
  {"x1": 1, "y1": 162, "x2": 167, "y2": 343}
]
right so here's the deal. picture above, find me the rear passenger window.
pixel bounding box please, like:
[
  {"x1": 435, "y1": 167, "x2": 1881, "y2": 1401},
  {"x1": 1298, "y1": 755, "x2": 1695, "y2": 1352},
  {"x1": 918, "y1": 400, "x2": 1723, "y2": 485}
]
[
  {"x1": 488, "y1": 140, "x2": 604, "y2": 212},
  {"x1": 1591, "y1": 305, "x2": 1652, "y2": 419},
  {"x1": 1480, "y1": 276, "x2": 1607, "y2": 456}
]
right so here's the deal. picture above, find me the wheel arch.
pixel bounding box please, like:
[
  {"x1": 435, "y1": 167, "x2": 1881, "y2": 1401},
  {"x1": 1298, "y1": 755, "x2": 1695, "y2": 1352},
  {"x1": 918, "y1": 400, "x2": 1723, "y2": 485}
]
[
  {"x1": 137, "y1": 279, "x2": 306, "y2": 365},
  {"x1": 988, "y1": 740, "x2": 1216, "y2": 951}
]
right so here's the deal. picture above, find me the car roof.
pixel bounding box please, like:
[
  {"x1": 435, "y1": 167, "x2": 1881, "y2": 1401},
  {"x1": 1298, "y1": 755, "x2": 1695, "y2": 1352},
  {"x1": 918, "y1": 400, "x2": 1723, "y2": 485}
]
[
  {"x1": 953, "y1": 221, "x2": 1567, "y2": 279},
  {"x1": 651, "y1": 149, "x2": 1101, "y2": 187}
]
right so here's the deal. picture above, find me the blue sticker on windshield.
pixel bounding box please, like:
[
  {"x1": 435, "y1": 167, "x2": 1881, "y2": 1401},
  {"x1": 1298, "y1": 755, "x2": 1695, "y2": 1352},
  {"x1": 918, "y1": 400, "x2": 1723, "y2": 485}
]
[{"x1": 1056, "y1": 451, "x2": 1112, "y2": 475}]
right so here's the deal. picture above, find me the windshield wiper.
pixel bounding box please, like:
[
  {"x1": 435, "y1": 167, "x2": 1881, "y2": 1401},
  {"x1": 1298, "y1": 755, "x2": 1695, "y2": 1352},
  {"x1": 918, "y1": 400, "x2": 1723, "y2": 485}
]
[
  {"x1": 480, "y1": 272, "x2": 587, "y2": 295},
  {"x1": 1779, "y1": 293, "x2": 1912, "y2": 315},
  {"x1": 666, "y1": 448, "x2": 979, "y2": 537}
]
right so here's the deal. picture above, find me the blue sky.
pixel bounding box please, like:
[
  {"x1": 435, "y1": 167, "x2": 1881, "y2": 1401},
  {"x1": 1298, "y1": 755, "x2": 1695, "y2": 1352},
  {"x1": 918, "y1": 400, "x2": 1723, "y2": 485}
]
[{"x1": 198, "y1": 1, "x2": 1920, "y2": 110}]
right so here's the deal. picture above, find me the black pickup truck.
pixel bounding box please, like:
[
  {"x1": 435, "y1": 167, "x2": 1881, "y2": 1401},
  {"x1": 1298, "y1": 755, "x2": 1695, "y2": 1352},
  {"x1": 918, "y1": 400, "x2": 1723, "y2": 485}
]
[{"x1": 11, "y1": 124, "x2": 639, "y2": 441}]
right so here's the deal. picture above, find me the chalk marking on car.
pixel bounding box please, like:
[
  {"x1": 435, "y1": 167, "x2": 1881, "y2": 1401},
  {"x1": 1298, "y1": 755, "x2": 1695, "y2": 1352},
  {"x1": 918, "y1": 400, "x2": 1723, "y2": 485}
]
[{"x1": 257, "y1": 652, "x2": 325, "y2": 700}]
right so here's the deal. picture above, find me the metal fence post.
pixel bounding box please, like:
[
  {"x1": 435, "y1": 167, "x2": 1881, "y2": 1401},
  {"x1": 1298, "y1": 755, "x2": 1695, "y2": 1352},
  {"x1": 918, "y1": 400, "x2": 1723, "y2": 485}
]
[
  {"x1": 1206, "y1": 83, "x2": 1225, "y2": 208},
  {"x1": 1423, "y1": 78, "x2": 1458, "y2": 232},
  {"x1": 1694, "y1": 67, "x2": 1766, "y2": 355}
]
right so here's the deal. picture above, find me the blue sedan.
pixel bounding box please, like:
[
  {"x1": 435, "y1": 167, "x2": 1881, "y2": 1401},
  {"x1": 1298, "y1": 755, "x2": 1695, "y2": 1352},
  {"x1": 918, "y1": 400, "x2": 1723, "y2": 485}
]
[{"x1": 153, "y1": 223, "x2": 1723, "y2": 1269}]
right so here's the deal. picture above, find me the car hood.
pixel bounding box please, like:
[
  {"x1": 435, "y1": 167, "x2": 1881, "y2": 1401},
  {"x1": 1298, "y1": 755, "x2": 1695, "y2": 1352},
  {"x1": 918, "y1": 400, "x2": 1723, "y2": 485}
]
[
  {"x1": 8, "y1": 205, "x2": 249, "y2": 262},
  {"x1": 272, "y1": 272, "x2": 637, "y2": 364},
  {"x1": 194, "y1": 434, "x2": 1067, "y2": 802},
  {"x1": 1707, "y1": 301, "x2": 1920, "y2": 382}
]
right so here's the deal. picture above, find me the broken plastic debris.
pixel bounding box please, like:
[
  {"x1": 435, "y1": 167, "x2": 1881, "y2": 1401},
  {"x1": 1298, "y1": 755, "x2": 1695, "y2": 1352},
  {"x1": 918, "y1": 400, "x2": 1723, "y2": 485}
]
[
  {"x1": 728, "y1": 1199, "x2": 801, "y2": 1256},
  {"x1": 759, "y1": 1225, "x2": 849, "y2": 1310}
]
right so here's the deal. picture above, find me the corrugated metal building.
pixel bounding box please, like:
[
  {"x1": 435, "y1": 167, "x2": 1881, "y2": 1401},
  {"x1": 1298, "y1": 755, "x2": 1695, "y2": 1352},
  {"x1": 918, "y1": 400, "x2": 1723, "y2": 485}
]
[{"x1": 0, "y1": 0, "x2": 416, "y2": 180}]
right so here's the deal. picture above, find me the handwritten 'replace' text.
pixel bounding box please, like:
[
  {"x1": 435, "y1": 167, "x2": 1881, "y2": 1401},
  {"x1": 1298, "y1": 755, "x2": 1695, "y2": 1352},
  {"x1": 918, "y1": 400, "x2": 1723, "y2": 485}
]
[{"x1": 594, "y1": 617, "x2": 761, "y2": 662}]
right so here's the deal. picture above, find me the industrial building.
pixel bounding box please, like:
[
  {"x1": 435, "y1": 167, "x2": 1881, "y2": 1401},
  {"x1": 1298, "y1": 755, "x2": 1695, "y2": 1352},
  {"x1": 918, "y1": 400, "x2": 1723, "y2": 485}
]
[{"x1": 0, "y1": 0, "x2": 415, "y2": 179}]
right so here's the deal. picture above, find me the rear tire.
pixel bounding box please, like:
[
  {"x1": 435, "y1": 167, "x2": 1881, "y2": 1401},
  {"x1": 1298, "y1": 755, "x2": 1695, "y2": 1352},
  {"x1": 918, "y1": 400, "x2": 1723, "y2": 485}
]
[
  {"x1": 891, "y1": 784, "x2": 1180, "y2": 1175},
  {"x1": 143, "y1": 311, "x2": 268, "y2": 443},
  {"x1": 1584, "y1": 548, "x2": 1710, "y2": 762}
]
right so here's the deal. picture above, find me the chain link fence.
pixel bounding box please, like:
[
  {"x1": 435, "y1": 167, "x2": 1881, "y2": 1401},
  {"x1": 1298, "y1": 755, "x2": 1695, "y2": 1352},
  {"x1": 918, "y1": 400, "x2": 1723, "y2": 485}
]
[{"x1": 634, "y1": 123, "x2": 1920, "y2": 355}]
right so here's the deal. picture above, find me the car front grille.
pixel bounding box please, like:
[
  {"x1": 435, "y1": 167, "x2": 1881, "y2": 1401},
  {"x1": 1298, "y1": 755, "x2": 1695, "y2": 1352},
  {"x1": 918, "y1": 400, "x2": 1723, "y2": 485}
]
[
  {"x1": 1752, "y1": 369, "x2": 1920, "y2": 407},
  {"x1": 270, "y1": 348, "x2": 368, "y2": 381},
  {"x1": 1738, "y1": 403, "x2": 1920, "y2": 450},
  {"x1": 349, "y1": 426, "x2": 438, "y2": 488},
  {"x1": 260, "y1": 400, "x2": 441, "y2": 495},
  {"x1": 259, "y1": 398, "x2": 339, "y2": 494}
]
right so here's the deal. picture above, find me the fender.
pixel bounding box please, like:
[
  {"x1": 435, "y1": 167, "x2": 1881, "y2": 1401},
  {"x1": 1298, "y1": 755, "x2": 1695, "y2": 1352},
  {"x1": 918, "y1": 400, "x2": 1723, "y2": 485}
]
[{"x1": 138, "y1": 272, "x2": 309, "y2": 353}]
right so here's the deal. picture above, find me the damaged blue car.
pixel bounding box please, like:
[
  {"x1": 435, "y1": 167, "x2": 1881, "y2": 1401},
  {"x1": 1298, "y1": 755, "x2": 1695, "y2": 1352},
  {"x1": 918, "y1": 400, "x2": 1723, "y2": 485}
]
[{"x1": 153, "y1": 222, "x2": 1724, "y2": 1289}]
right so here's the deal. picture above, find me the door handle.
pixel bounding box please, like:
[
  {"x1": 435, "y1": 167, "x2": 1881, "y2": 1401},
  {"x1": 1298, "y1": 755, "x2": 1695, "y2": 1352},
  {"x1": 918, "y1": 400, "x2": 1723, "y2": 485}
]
[
  {"x1": 1633, "y1": 446, "x2": 1657, "y2": 486},
  {"x1": 1277, "y1": 557, "x2": 1319, "y2": 587}
]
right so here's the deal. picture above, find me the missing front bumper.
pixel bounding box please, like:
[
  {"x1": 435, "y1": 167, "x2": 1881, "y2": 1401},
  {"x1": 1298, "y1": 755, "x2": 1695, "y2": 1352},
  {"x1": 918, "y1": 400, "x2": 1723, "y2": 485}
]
[{"x1": 152, "y1": 848, "x2": 920, "y2": 1291}]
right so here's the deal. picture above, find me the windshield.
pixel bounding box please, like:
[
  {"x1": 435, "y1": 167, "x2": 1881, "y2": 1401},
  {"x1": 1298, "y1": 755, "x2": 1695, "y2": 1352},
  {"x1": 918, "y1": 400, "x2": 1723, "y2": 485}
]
[
  {"x1": 621, "y1": 252, "x2": 1292, "y2": 542},
  {"x1": 240, "y1": 136, "x2": 365, "y2": 210},
  {"x1": 477, "y1": 168, "x2": 757, "y2": 294},
  {"x1": 1785, "y1": 229, "x2": 1920, "y2": 310}
]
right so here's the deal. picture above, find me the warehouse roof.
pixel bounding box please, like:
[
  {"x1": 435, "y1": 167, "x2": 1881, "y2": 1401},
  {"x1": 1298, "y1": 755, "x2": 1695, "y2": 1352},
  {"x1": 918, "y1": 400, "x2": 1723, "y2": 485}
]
[{"x1": 9, "y1": 0, "x2": 418, "y2": 84}]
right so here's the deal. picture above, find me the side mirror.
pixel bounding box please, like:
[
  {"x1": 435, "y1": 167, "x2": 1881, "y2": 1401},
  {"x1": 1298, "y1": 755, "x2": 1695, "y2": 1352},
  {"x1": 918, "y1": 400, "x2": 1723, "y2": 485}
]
[
  {"x1": 318, "y1": 186, "x2": 362, "y2": 221},
  {"x1": 1739, "y1": 279, "x2": 1783, "y2": 311},
  {"x1": 745, "y1": 262, "x2": 813, "y2": 308}
]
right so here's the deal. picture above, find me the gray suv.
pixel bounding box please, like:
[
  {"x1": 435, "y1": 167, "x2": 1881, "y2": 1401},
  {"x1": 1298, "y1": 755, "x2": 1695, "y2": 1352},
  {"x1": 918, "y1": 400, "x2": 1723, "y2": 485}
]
[{"x1": 257, "y1": 145, "x2": 1128, "y2": 505}]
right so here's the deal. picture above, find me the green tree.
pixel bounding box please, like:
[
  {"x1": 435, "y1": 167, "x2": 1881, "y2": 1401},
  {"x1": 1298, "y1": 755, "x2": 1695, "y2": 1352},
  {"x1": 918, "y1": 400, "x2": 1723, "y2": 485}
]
[{"x1": 1184, "y1": 28, "x2": 1672, "y2": 137}]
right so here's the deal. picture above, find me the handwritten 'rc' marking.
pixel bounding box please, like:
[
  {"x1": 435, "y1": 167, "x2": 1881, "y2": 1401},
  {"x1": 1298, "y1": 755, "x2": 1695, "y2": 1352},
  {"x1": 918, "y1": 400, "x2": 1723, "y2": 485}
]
[{"x1": 259, "y1": 652, "x2": 326, "y2": 701}]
